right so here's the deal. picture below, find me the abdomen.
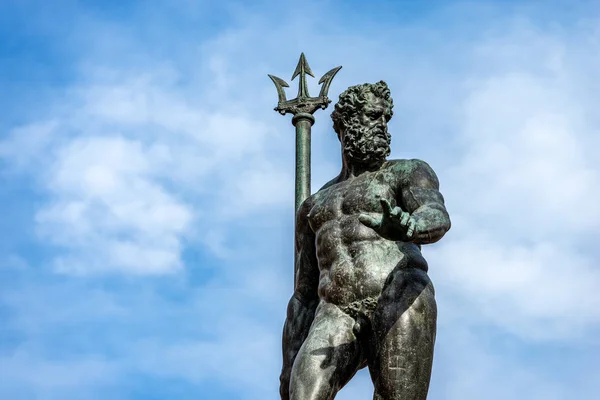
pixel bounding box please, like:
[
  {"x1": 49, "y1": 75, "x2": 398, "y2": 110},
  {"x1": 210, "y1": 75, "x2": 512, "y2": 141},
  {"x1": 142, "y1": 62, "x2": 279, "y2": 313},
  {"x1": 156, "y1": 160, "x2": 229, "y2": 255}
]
[{"x1": 315, "y1": 217, "x2": 428, "y2": 306}]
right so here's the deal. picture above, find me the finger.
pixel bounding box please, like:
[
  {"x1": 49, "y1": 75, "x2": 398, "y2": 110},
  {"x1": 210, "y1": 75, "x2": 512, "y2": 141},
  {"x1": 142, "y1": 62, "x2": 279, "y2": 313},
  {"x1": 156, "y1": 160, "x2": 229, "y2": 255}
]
[
  {"x1": 407, "y1": 219, "x2": 415, "y2": 238},
  {"x1": 380, "y1": 199, "x2": 392, "y2": 215},
  {"x1": 394, "y1": 202, "x2": 405, "y2": 213},
  {"x1": 359, "y1": 214, "x2": 381, "y2": 229},
  {"x1": 400, "y1": 212, "x2": 410, "y2": 226}
]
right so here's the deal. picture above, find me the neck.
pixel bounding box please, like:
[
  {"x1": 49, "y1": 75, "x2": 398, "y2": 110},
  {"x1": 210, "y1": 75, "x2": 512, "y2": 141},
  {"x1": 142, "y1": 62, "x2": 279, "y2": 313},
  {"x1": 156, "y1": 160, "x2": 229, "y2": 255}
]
[{"x1": 340, "y1": 153, "x2": 384, "y2": 180}]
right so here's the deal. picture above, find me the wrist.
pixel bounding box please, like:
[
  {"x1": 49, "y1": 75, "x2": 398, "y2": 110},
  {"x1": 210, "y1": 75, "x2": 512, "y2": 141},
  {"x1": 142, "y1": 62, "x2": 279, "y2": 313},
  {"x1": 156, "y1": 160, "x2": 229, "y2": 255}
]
[{"x1": 381, "y1": 223, "x2": 412, "y2": 242}]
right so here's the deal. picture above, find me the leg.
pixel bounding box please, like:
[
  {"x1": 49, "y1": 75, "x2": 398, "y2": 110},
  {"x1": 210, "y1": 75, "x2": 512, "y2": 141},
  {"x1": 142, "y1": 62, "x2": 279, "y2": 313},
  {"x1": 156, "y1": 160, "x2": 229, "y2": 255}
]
[
  {"x1": 368, "y1": 268, "x2": 437, "y2": 400},
  {"x1": 290, "y1": 301, "x2": 365, "y2": 400}
]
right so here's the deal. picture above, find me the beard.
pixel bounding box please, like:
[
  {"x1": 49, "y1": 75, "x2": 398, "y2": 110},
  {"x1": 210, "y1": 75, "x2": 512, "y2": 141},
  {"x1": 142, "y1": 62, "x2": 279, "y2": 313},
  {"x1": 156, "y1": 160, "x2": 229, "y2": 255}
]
[{"x1": 342, "y1": 121, "x2": 391, "y2": 166}]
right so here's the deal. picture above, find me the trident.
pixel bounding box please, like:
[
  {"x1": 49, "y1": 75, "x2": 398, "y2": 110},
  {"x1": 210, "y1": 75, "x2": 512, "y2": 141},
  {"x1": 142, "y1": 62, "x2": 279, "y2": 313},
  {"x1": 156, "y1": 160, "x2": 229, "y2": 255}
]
[
  {"x1": 268, "y1": 53, "x2": 342, "y2": 214},
  {"x1": 269, "y1": 53, "x2": 341, "y2": 282}
]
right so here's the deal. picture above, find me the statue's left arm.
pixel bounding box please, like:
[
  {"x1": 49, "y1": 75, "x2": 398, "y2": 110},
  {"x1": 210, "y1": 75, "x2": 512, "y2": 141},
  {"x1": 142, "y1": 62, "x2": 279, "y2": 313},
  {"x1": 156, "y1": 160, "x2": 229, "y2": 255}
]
[{"x1": 398, "y1": 159, "x2": 451, "y2": 244}]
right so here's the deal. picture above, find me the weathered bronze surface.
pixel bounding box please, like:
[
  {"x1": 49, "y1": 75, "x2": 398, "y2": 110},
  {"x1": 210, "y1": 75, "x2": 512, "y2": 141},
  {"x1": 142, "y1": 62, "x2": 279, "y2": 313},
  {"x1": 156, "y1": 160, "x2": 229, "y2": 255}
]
[{"x1": 270, "y1": 58, "x2": 451, "y2": 400}]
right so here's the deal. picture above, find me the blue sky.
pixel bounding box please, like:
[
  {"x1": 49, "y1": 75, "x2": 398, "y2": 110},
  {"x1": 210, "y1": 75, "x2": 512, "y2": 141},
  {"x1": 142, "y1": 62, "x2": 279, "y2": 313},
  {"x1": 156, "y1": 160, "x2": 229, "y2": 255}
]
[{"x1": 1, "y1": 0, "x2": 599, "y2": 399}]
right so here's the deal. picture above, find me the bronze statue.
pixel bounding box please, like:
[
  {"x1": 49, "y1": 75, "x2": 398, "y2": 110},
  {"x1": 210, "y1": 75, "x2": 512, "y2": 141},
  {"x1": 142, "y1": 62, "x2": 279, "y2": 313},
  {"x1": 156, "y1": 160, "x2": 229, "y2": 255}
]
[{"x1": 270, "y1": 55, "x2": 451, "y2": 400}]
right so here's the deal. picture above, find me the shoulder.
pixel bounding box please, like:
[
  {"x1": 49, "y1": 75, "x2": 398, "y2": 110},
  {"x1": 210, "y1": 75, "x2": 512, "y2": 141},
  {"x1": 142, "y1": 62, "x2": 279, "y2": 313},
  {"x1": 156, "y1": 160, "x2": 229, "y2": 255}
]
[
  {"x1": 297, "y1": 174, "x2": 341, "y2": 226},
  {"x1": 385, "y1": 158, "x2": 439, "y2": 188},
  {"x1": 298, "y1": 195, "x2": 315, "y2": 217},
  {"x1": 385, "y1": 158, "x2": 434, "y2": 173},
  {"x1": 298, "y1": 174, "x2": 337, "y2": 210},
  {"x1": 297, "y1": 190, "x2": 320, "y2": 226},
  {"x1": 318, "y1": 174, "x2": 342, "y2": 191}
]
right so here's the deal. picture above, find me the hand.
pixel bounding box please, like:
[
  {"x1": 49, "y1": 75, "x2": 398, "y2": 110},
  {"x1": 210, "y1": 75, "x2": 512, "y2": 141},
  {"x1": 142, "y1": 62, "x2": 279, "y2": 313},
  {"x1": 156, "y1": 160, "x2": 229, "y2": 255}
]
[{"x1": 359, "y1": 199, "x2": 415, "y2": 241}]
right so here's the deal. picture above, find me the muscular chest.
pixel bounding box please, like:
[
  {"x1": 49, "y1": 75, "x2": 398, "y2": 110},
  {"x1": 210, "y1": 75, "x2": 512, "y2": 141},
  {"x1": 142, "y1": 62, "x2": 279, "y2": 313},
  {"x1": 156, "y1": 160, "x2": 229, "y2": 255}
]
[{"x1": 308, "y1": 172, "x2": 396, "y2": 232}]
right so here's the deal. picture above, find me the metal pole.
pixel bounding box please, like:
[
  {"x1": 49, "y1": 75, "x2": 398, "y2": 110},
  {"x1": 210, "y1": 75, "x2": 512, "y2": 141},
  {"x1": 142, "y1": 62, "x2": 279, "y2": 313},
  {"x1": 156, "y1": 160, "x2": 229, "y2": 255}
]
[{"x1": 292, "y1": 113, "x2": 315, "y2": 214}]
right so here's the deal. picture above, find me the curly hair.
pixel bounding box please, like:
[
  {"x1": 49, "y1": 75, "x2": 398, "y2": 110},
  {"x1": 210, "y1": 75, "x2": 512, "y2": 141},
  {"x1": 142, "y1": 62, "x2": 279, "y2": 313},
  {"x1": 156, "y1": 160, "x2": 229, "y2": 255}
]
[{"x1": 331, "y1": 81, "x2": 394, "y2": 140}]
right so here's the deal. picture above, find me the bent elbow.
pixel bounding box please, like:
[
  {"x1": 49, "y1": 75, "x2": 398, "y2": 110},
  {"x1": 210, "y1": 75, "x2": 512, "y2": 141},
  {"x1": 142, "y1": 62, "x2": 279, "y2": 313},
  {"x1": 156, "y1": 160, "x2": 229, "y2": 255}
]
[{"x1": 414, "y1": 215, "x2": 451, "y2": 244}]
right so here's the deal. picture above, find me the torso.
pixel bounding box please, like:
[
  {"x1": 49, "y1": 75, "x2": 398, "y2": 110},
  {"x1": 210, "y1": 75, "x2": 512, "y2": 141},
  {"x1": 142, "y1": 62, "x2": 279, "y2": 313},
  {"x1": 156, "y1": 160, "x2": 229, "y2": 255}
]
[{"x1": 307, "y1": 161, "x2": 428, "y2": 306}]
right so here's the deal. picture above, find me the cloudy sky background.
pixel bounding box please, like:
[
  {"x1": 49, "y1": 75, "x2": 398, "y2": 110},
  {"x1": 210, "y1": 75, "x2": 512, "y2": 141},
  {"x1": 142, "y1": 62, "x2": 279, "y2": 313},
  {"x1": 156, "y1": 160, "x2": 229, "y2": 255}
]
[{"x1": 1, "y1": 0, "x2": 599, "y2": 399}]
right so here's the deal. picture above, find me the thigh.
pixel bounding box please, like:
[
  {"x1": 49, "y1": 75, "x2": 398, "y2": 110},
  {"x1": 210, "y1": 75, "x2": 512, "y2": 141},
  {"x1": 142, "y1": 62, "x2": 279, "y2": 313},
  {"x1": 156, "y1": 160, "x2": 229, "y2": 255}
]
[
  {"x1": 290, "y1": 301, "x2": 365, "y2": 400},
  {"x1": 368, "y1": 268, "x2": 437, "y2": 400}
]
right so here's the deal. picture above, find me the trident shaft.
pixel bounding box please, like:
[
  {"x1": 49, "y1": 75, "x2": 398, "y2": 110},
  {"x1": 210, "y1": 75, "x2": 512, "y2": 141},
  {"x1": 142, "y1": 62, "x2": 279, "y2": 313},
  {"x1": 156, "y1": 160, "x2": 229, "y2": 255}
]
[
  {"x1": 269, "y1": 53, "x2": 342, "y2": 213},
  {"x1": 269, "y1": 53, "x2": 341, "y2": 283}
]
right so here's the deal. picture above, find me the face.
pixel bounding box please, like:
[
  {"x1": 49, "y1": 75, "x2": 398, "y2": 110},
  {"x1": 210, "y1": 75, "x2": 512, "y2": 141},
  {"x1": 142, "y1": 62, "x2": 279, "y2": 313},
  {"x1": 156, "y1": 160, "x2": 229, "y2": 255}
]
[
  {"x1": 341, "y1": 92, "x2": 392, "y2": 166},
  {"x1": 360, "y1": 93, "x2": 392, "y2": 135}
]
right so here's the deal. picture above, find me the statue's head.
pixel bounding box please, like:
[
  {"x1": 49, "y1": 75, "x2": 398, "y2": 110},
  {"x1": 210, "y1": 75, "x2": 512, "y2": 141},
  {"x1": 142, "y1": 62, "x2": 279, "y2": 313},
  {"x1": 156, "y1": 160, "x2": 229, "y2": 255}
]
[{"x1": 331, "y1": 81, "x2": 394, "y2": 166}]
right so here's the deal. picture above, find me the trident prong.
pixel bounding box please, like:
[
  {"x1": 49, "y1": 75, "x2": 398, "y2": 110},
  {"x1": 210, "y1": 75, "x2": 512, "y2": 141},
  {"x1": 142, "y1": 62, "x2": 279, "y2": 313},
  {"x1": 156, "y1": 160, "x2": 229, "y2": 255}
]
[
  {"x1": 268, "y1": 53, "x2": 342, "y2": 117},
  {"x1": 291, "y1": 52, "x2": 314, "y2": 99},
  {"x1": 318, "y1": 66, "x2": 343, "y2": 99},
  {"x1": 267, "y1": 74, "x2": 289, "y2": 107}
]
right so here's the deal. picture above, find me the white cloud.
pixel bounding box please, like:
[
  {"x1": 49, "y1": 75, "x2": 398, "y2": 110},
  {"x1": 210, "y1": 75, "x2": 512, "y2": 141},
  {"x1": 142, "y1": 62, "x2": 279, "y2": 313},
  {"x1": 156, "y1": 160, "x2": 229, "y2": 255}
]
[
  {"x1": 1, "y1": 47, "x2": 293, "y2": 275},
  {"x1": 0, "y1": 120, "x2": 59, "y2": 171},
  {"x1": 453, "y1": 73, "x2": 599, "y2": 235},
  {"x1": 33, "y1": 135, "x2": 193, "y2": 274},
  {"x1": 430, "y1": 233, "x2": 600, "y2": 340},
  {"x1": 426, "y1": 20, "x2": 600, "y2": 341}
]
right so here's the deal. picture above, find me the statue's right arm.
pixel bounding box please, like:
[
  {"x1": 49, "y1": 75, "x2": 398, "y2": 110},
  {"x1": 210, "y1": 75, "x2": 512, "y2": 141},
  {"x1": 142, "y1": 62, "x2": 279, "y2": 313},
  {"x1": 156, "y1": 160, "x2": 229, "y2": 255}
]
[{"x1": 279, "y1": 198, "x2": 320, "y2": 400}]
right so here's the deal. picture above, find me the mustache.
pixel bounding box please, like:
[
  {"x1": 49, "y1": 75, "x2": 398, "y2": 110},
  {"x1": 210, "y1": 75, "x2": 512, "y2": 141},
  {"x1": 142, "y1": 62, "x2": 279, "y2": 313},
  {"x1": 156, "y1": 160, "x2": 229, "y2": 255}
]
[
  {"x1": 369, "y1": 123, "x2": 387, "y2": 132},
  {"x1": 369, "y1": 125, "x2": 390, "y2": 141}
]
